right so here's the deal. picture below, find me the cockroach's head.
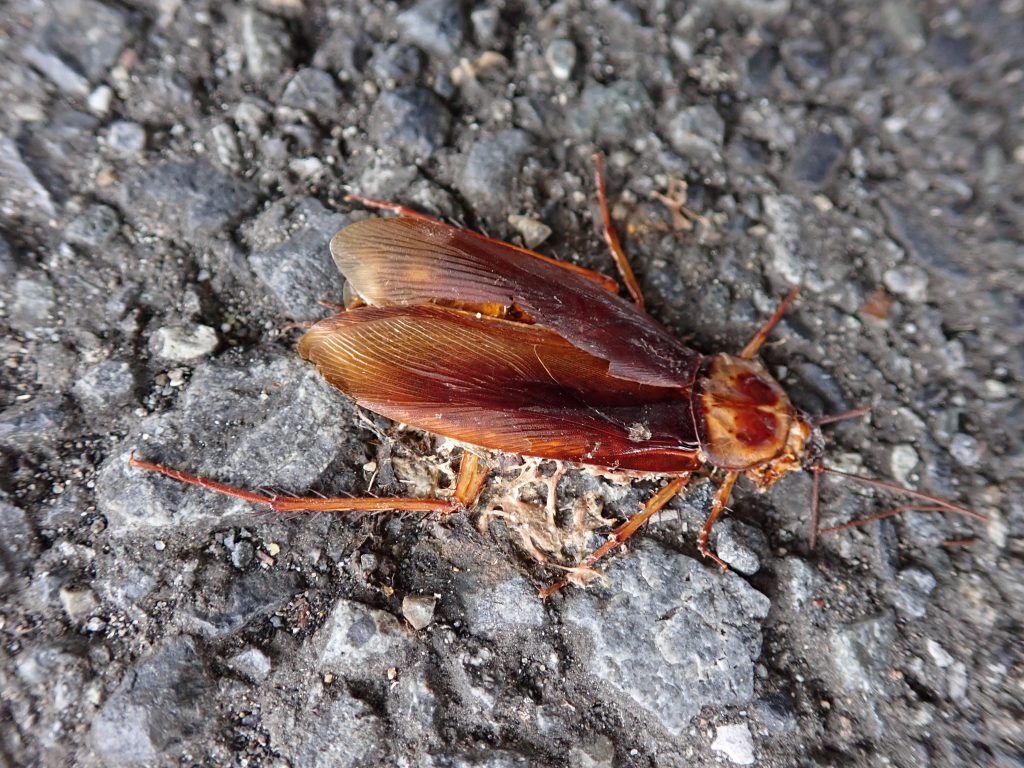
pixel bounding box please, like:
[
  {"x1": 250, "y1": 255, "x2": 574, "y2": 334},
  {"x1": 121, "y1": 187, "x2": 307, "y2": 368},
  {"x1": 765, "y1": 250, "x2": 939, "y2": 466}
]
[{"x1": 691, "y1": 353, "x2": 822, "y2": 490}]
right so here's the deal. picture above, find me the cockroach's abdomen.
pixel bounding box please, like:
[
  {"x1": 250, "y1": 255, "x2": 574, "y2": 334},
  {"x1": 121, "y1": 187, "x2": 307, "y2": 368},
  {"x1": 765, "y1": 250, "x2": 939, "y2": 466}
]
[{"x1": 691, "y1": 353, "x2": 795, "y2": 470}]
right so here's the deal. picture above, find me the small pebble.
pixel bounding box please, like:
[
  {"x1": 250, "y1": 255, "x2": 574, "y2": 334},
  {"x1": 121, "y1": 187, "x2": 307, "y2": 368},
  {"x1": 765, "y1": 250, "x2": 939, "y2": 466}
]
[
  {"x1": 401, "y1": 595, "x2": 437, "y2": 631},
  {"x1": 889, "y1": 444, "x2": 919, "y2": 485},
  {"x1": 926, "y1": 639, "x2": 954, "y2": 668},
  {"x1": 396, "y1": 0, "x2": 465, "y2": 58},
  {"x1": 105, "y1": 121, "x2": 147, "y2": 154},
  {"x1": 470, "y1": 6, "x2": 499, "y2": 45},
  {"x1": 227, "y1": 647, "x2": 272, "y2": 683},
  {"x1": 667, "y1": 104, "x2": 725, "y2": 159},
  {"x1": 288, "y1": 157, "x2": 325, "y2": 180},
  {"x1": 711, "y1": 723, "x2": 755, "y2": 765},
  {"x1": 369, "y1": 87, "x2": 451, "y2": 160},
  {"x1": 12, "y1": 275, "x2": 56, "y2": 329},
  {"x1": 88, "y1": 85, "x2": 114, "y2": 116},
  {"x1": 893, "y1": 567, "x2": 936, "y2": 619},
  {"x1": 883, "y1": 265, "x2": 928, "y2": 303},
  {"x1": 152, "y1": 324, "x2": 219, "y2": 361},
  {"x1": 59, "y1": 587, "x2": 99, "y2": 623},
  {"x1": 209, "y1": 123, "x2": 241, "y2": 170},
  {"x1": 983, "y1": 379, "x2": 1008, "y2": 400},
  {"x1": 544, "y1": 39, "x2": 576, "y2": 81},
  {"x1": 73, "y1": 359, "x2": 135, "y2": 413},
  {"x1": 65, "y1": 205, "x2": 120, "y2": 249},
  {"x1": 948, "y1": 433, "x2": 981, "y2": 468},
  {"x1": 280, "y1": 68, "x2": 341, "y2": 122},
  {"x1": 230, "y1": 540, "x2": 255, "y2": 569},
  {"x1": 948, "y1": 660, "x2": 969, "y2": 702},
  {"x1": 715, "y1": 520, "x2": 762, "y2": 576},
  {"x1": 507, "y1": 214, "x2": 552, "y2": 249}
]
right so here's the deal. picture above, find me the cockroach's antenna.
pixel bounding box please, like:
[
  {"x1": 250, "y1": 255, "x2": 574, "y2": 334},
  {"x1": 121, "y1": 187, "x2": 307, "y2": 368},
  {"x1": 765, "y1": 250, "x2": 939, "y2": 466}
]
[
  {"x1": 811, "y1": 405, "x2": 873, "y2": 428},
  {"x1": 809, "y1": 464, "x2": 987, "y2": 547},
  {"x1": 817, "y1": 504, "x2": 950, "y2": 535},
  {"x1": 806, "y1": 404, "x2": 870, "y2": 548},
  {"x1": 813, "y1": 466, "x2": 986, "y2": 521},
  {"x1": 810, "y1": 467, "x2": 822, "y2": 550}
]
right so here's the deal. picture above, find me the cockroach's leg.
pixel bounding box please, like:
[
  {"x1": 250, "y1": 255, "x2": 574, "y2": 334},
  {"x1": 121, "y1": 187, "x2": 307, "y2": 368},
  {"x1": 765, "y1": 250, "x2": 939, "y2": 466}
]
[
  {"x1": 346, "y1": 192, "x2": 621, "y2": 293},
  {"x1": 128, "y1": 453, "x2": 459, "y2": 515},
  {"x1": 317, "y1": 298, "x2": 347, "y2": 312},
  {"x1": 593, "y1": 152, "x2": 646, "y2": 309},
  {"x1": 344, "y1": 193, "x2": 445, "y2": 223},
  {"x1": 538, "y1": 473, "x2": 690, "y2": 599},
  {"x1": 281, "y1": 320, "x2": 317, "y2": 332},
  {"x1": 739, "y1": 286, "x2": 800, "y2": 359},
  {"x1": 697, "y1": 471, "x2": 740, "y2": 570},
  {"x1": 453, "y1": 451, "x2": 488, "y2": 508}
]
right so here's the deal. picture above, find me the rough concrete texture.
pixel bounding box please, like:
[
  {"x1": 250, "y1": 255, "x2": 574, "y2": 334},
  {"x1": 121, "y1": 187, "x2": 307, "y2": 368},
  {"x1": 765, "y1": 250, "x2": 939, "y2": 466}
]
[{"x1": 0, "y1": 0, "x2": 1021, "y2": 766}]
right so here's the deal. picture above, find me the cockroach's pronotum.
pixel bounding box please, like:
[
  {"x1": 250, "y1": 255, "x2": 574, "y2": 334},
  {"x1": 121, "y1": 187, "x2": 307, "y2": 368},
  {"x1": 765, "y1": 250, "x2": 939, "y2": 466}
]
[{"x1": 131, "y1": 154, "x2": 985, "y2": 597}]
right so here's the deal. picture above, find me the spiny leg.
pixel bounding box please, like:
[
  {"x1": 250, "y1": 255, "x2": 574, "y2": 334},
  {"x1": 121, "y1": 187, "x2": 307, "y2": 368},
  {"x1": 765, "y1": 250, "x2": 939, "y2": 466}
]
[
  {"x1": 593, "y1": 152, "x2": 645, "y2": 309},
  {"x1": 344, "y1": 193, "x2": 446, "y2": 223},
  {"x1": 697, "y1": 471, "x2": 740, "y2": 570},
  {"x1": 317, "y1": 298, "x2": 348, "y2": 312},
  {"x1": 345, "y1": 193, "x2": 620, "y2": 293},
  {"x1": 128, "y1": 451, "x2": 461, "y2": 515},
  {"x1": 539, "y1": 474, "x2": 690, "y2": 599},
  {"x1": 739, "y1": 286, "x2": 800, "y2": 359}
]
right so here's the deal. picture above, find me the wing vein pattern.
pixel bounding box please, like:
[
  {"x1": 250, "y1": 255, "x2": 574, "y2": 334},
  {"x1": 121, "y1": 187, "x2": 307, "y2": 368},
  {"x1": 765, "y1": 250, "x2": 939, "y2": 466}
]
[
  {"x1": 299, "y1": 305, "x2": 701, "y2": 473},
  {"x1": 331, "y1": 217, "x2": 703, "y2": 388}
]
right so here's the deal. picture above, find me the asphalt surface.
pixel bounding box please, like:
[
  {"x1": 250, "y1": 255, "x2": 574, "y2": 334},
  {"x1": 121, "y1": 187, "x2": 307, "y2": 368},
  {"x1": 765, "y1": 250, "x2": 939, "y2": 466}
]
[{"x1": 0, "y1": 0, "x2": 1021, "y2": 766}]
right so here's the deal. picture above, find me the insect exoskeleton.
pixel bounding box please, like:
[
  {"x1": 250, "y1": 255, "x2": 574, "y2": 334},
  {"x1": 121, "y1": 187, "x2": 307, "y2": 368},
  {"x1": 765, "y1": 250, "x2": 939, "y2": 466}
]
[
  {"x1": 691, "y1": 352, "x2": 817, "y2": 489},
  {"x1": 131, "y1": 154, "x2": 984, "y2": 598}
]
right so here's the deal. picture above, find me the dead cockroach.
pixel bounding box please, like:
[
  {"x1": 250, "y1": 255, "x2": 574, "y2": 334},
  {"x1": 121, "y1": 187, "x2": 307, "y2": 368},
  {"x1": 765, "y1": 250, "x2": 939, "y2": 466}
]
[{"x1": 131, "y1": 154, "x2": 985, "y2": 597}]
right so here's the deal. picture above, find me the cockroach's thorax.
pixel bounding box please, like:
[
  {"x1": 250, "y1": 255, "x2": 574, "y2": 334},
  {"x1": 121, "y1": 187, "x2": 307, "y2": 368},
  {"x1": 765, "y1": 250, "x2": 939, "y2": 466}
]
[{"x1": 691, "y1": 353, "x2": 797, "y2": 473}]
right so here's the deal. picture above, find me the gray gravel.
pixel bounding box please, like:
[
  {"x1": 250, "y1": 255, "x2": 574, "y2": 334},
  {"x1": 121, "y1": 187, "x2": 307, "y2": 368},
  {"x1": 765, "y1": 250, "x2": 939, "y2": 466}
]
[{"x1": 1, "y1": 0, "x2": 1022, "y2": 766}]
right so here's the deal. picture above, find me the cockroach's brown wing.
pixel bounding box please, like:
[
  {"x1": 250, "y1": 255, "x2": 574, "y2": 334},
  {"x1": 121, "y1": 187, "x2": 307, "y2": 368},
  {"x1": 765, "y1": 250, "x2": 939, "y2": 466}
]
[
  {"x1": 330, "y1": 217, "x2": 702, "y2": 389},
  {"x1": 298, "y1": 304, "x2": 701, "y2": 474}
]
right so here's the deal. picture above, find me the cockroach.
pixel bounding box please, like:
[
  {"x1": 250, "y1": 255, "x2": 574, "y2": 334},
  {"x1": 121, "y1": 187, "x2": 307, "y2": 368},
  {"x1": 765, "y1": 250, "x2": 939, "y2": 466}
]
[{"x1": 131, "y1": 154, "x2": 985, "y2": 597}]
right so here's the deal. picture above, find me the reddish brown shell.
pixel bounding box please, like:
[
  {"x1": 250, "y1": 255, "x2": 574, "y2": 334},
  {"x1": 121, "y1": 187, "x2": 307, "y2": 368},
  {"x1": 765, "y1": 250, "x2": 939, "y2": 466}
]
[
  {"x1": 690, "y1": 353, "x2": 796, "y2": 470},
  {"x1": 330, "y1": 217, "x2": 703, "y2": 388},
  {"x1": 298, "y1": 304, "x2": 701, "y2": 473}
]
